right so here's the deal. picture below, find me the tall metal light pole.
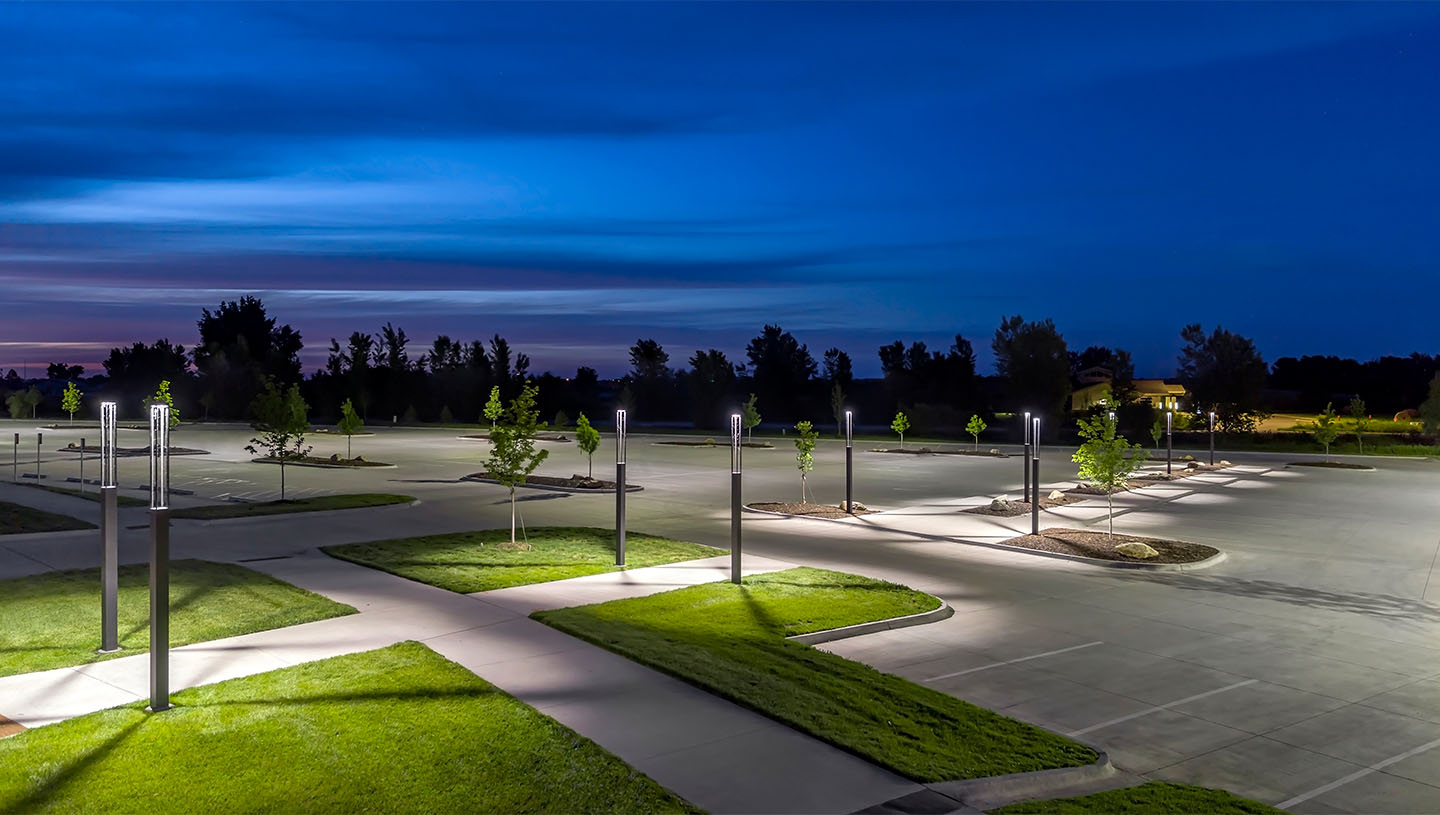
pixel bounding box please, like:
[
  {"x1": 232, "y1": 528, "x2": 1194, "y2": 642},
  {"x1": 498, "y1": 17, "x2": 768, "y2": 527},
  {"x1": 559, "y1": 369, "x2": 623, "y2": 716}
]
[
  {"x1": 1031, "y1": 417, "x2": 1041, "y2": 534},
  {"x1": 844, "y1": 410, "x2": 854, "y2": 514},
  {"x1": 730, "y1": 413, "x2": 742, "y2": 585},
  {"x1": 35, "y1": 432, "x2": 42, "y2": 481},
  {"x1": 99, "y1": 403, "x2": 119, "y2": 653},
  {"x1": 148, "y1": 404, "x2": 171, "y2": 713},
  {"x1": 12, "y1": 432, "x2": 17, "y2": 481},
  {"x1": 1166, "y1": 410, "x2": 1173, "y2": 475},
  {"x1": 1022, "y1": 411, "x2": 1032, "y2": 503},
  {"x1": 614, "y1": 409, "x2": 627, "y2": 567},
  {"x1": 78, "y1": 437, "x2": 85, "y2": 494},
  {"x1": 1208, "y1": 411, "x2": 1216, "y2": 466}
]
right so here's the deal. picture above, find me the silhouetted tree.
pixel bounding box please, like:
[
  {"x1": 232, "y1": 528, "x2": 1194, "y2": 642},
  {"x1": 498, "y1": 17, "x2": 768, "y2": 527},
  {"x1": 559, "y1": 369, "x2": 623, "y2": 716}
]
[
  {"x1": 992, "y1": 315, "x2": 1071, "y2": 427},
  {"x1": 1177, "y1": 323, "x2": 1266, "y2": 431},
  {"x1": 745, "y1": 325, "x2": 816, "y2": 420},
  {"x1": 687, "y1": 349, "x2": 736, "y2": 428},
  {"x1": 194, "y1": 297, "x2": 302, "y2": 419}
]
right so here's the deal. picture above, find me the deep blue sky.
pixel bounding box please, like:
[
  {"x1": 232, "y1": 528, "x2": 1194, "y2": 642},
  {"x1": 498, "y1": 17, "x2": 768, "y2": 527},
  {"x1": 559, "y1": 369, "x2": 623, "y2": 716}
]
[{"x1": 3, "y1": 2, "x2": 1438, "y2": 378}]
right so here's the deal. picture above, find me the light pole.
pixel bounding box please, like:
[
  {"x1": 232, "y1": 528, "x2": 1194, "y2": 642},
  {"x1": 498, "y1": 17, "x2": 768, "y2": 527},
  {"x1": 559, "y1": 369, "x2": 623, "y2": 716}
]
[
  {"x1": 35, "y1": 432, "x2": 42, "y2": 481},
  {"x1": 148, "y1": 404, "x2": 171, "y2": 713},
  {"x1": 730, "y1": 413, "x2": 742, "y2": 585},
  {"x1": 614, "y1": 409, "x2": 627, "y2": 567},
  {"x1": 1030, "y1": 417, "x2": 1041, "y2": 534},
  {"x1": 844, "y1": 410, "x2": 854, "y2": 514},
  {"x1": 78, "y1": 437, "x2": 85, "y2": 494},
  {"x1": 1166, "y1": 410, "x2": 1173, "y2": 475},
  {"x1": 11, "y1": 432, "x2": 17, "y2": 481},
  {"x1": 1022, "y1": 410, "x2": 1032, "y2": 504},
  {"x1": 1208, "y1": 411, "x2": 1216, "y2": 466},
  {"x1": 99, "y1": 403, "x2": 119, "y2": 653}
]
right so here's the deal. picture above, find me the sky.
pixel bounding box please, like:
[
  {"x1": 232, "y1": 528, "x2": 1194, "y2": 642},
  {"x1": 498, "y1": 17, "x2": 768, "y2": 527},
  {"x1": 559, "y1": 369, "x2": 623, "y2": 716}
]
[{"x1": 2, "y1": 1, "x2": 1438, "y2": 379}]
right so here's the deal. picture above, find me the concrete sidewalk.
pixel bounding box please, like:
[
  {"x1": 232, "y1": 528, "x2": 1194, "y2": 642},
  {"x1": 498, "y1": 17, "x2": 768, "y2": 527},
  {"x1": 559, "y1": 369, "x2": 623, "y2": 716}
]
[{"x1": 0, "y1": 551, "x2": 922, "y2": 814}]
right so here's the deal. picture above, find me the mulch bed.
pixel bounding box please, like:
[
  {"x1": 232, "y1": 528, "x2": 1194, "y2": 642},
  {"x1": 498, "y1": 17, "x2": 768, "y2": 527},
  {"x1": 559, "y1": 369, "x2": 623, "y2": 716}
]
[
  {"x1": 311, "y1": 428, "x2": 376, "y2": 436},
  {"x1": 467, "y1": 472, "x2": 628, "y2": 490},
  {"x1": 255, "y1": 455, "x2": 392, "y2": 468},
  {"x1": 459, "y1": 433, "x2": 572, "y2": 443},
  {"x1": 654, "y1": 441, "x2": 774, "y2": 448},
  {"x1": 1067, "y1": 462, "x2": 1234, "y2": 495},
  {"x1": 869, "y1": 447, "x2": 1009, "y2": 457},
  {"x1": 0, "y1": 714, "x2": 24, "y2": 739},
  {"x1": 1287, "y1": 461, "x2": 1375, "y2": 470},
  {"x1": 748, "y1": 501, "x2": 876, "y2": 518},
  {"x1": 997, "y1": 527, "x2": 1220, "y2": 564},
  {"x1": 64, "y1": 445, "x2": 209, "y2": 457},
  {"x1": 963, "y1": 494, "x2": 1084, "y2": 516}
]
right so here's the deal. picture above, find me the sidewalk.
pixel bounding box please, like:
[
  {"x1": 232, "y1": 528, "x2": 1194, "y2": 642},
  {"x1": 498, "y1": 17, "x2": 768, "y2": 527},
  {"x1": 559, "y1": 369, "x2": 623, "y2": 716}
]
[{"x1": 0, "y1": 551, "x2": 922, "y2": 814}]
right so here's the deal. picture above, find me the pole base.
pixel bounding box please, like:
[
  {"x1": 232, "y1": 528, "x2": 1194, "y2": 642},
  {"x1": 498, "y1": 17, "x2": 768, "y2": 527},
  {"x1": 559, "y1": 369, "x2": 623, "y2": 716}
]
[
  {"x1": 96, "y1": 647, "x2": 122, "y2": 654},
  {"x1": 144, "y1": 703, "x2": 172, "y2": 714}
]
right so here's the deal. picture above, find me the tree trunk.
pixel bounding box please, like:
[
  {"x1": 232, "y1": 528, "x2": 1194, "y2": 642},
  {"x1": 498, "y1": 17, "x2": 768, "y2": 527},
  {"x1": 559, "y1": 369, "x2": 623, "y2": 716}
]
[
  {"x1": 1107, "y1": 492, "x2": 1114, "y2": 539},
  {"x1": 510, "y1": 487, "x2": 517, "y2": 543},
  {"x1": 588, "y1": 454, "x2": 593, "y2": 479},
  {"x1": 801, "y1": 473, "x2": 806, "y2": 504},
  {"x1": 280, "y1": 460, "x2": 286, "y2": 501},
  {"x1": 347, "y1": 435, "x2": 352, "y2": 459}
]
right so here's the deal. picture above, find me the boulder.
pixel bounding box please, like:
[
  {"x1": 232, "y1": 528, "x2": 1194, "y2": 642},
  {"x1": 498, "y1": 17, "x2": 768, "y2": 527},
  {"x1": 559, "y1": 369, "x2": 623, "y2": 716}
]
[
  {"x1": 989, "y1": 497, "x2": 1011, "y2": 511},
  {"x1": 1185, "y1": 461, "x2": 1199, "y2": 470},
  {"x1": 1219, "y1": 459, "x2": 1232, "y2": 467},
  {"x1": 1181, "y1": 454, "x2": 1195, "y2": 461},
  {"x1": 989, "y1": 448, "x2": 1001, "y2": 455},
  {"x1": 1047, "y1": 490, "x2": 1065, "y2": 501},
  {"x1": 354, "y1": 455, "x2": 366, "y2": 462},
  {"x1": 329, "y1": 453, "x2": 341, "y2": 462},
  {"x1": 1115, "y1": 541, "x2": 1160, "y2": 559},
  {"x1": 839, "y1": 501, "x2": 869, "y2": 512}
]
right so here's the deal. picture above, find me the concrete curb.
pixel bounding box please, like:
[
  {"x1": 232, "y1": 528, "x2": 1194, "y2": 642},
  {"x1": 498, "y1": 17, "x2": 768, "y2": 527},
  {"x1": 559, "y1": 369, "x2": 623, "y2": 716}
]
[
  {"x1": 952, "y1": 537, "x2": 1230, "y2": 572},
  {"x1": 1285, "y1": 462, "x2": 1378, "y2": 472},
  {"x1": 462, "y1": 476, "x2": 644, "y2": 494},
  {"x1": 925, "y1": 746, "x2": 1117, "y2": 811},
  {"x1": 788, "y1": 603, "x2": 954, "y2": 645}
]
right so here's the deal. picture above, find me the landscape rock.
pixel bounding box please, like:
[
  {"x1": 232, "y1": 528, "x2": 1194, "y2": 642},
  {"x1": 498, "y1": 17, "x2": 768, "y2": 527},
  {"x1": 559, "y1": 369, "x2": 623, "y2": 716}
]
[
  {"x1": 990, "y1": 497, "x2": 1011, "y2": 511},
  {"x1": 838, "y1": 501, "x2": 869, "y2": 512},
  {"x1": 1047, "y1": 490, "x2": 1065, "y2": 500},
  {"x1": 989, "y1": 448, "x2": 1001, "y2": 454},
  {"x1": 354, "y1": 456, "x2": 366, "y2": 462},
  {"x1": 1115, "y1": 541, "x2": 1160, "y2": 559},
  {"x1": 1219, "y1": 459, "x2": 1232, "y2": 467},
  {"x1": 1185, "y1": 461, "x2": 1199, "y2": 470},
  {"x1": 329, "y1": 453, "x2": 341, "y2": 462}
]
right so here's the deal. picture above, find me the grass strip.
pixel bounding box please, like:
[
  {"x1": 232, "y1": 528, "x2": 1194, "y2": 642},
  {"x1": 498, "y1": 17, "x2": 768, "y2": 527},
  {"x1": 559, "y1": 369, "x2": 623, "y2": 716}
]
[
  {"x1": 11, "y1": 482, "x2": 149, "y2": 507},
  {"x1": 324, "y1": 525, "x2": 723, "y2": 593},
  {"x1": 534, "y1": 567, "x2": 1096, "y2": 782},
  {"x1": 170, "y1": 493, "x2": 413, "y2": 520},
  {"x1": 992, "y1": 781, "x2": 1284, "y2": 814},
  {"x1": 0, "y1": 642, "x2": 697, "y2": 814},
  {"x1": 0, "y1": 560, "x2": 355, "y2": 677},
  {"x1": 0, "y1": 500, "x2": 93, "y2": 535}
]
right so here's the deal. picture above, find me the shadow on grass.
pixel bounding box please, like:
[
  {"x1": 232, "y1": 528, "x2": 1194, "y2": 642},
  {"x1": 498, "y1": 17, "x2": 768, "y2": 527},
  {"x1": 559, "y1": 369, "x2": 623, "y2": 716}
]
[{"x1": 3, "y1": 717, "x2": 146, "y2": 812}]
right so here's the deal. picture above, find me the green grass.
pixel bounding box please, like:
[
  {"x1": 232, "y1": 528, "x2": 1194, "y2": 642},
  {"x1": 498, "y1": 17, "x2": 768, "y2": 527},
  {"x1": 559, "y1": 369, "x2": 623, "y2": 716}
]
[
  {"x1": 992, "y1": 781, "x2": 1284, "y2": 814},
  {"x1": 0, "y1": 560, "x2": 355, "y2": 677},
  {"x1": 0, "y1": 500, "x2": 93, "y2": 535},
  {"x1": 0, "y1": 642, "x2": 697, "y2": 814},
  {"x1": 533, "y1": 567, "x2": 1097, "y2": 782},
  {"x1": 169, "y1": 493, "x2": 414, "y2": 520},
  {"x1": 12, "y1": 482, "x2": 149, "y2": 507},
  {"x1": 324, "y1": 526, "x2": 724, "y2": 593}
]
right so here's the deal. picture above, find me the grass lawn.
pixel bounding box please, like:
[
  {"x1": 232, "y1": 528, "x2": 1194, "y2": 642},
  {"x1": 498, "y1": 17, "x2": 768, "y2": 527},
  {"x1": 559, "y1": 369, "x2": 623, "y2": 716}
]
[
  {"x1": 0, "y1": 501, "x2": 93, "y2": 535},
  {"x1": 169, "y1": 493, "x2": 414, "y2": 520},
  {"x1": 324, "y1": 525, "x2": 724, "y2": 593},
  {"x1": 0, "y1": 642, "x2": 697, "y2": 814},
  {"x1": 533, "y1": 567, "x2": 1097, "y2": 782},
  {"x1": 12, "y1": 482, "x2": 149, "y2": 507},
  {"x1": 992, "y1": 781, "x2": 1284, "y2": 814},
  {"x1": 0, "y1": 560, "x2": 355, "y2": 677}
]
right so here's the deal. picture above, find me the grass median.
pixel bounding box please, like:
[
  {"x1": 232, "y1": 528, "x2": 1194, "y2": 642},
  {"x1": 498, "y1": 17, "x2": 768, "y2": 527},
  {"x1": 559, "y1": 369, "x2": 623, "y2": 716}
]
[
  {"x1": 0, "y1": 500, "x2": 93, "y2": 535},
  {"x1": 0, "y1": 560, "x2": 355, "y2": 677},
  {"x1": 12, "y1": 482, "x2": 149, "y2": 507},
  {"x1": 170, "y1": 493, "x2": 414, "y2": 520},
  {"x1": 992, "y1": 781, "x2": 1284, "y2": 814},
  {"x1": 0, "y1": 642, "x2": 697, "y2": 814},
  {"x1": 533, "y1": 567, "x2": 1097, "y2": 782},
  {"x1": 324, "y1": 525, "x2": 724, "y2": 593}
]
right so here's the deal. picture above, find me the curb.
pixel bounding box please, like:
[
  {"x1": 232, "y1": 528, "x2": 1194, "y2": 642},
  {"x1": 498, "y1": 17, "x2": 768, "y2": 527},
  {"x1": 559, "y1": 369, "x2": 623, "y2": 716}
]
[
  {"x1": 742, "y1": 504, "x2": 874, "y2": 522},
  {"x1": 926, "y1": 747, "x2": 1117, "y2": 811},
  {"x1": 788, "y1": 603, "x2": 954, "y2": 645},
  {"x1": 1285, "y1": 462, "x2": 1377, "y2": 472},
  {"x1": 952, "y1": 537, "x2": 1230, "y2": 572},
  {"x1": 462, "y1": 476, "x2": 644, "y2": 495}
]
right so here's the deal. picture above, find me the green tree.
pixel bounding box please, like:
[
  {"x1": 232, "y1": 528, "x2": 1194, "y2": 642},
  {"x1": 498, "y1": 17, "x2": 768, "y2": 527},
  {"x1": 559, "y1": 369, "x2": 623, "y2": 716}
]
[
  {"x1": 1421, "y1": 375, "x2": 1440, "y2": 436},
  {"x1": 992, "y1": 315, "x2": 1071, "y2": 422},
  {"x1": 1072, "y1": 413, "x2": 1148, "y2": 538},
  {"x1": 483, "y1": 385, "x2": 502, "y2": 430},
  {"x1": 6, "y1": 387, "x2": 41, "y2": 420},
  {"x1": 553, "y1": 410, "x2": 570, "y2": 430},
  {"x1": 1349, "y1": 396, "x2": 1369, "y2": 455},
  {"x1": 148, "y1": 380, "x2": 180, "y2": 428},
  {"x1": 891, "y1": 411, "x2": 910, "y2": 449},
  {"x1": 966, "y1": 414, "x2": 987, "y2": 451},
  {"x1": 741, "y1": 393, "x2": 761, "y2": 443},
  {"x1": 245, "y1": 379, "x2": 312, "y2": 501},
  {"x1": 61, "y1": 382, "x2": 83, "y2": 423},
  {"x1": 1149, "y1": 419, "x2": 1163, "y2": 449},
  {"x1": 829, "y1": 382, "x2": 846, "y2": 437},
  {"x1": 337, "y1": 398, "x2": 363, "y2": 459},
  {"x1": 1312, "y1": 402, "x2": 1339, "y2": 462},
  {"x1": 485, "y1": 381, "x2": 549, "y2": 545},
  {"x1": 1177, "y1": 323, "x2": 1267, "y2": 432},
  {"x1": 574, "y1": 412, "x2": 601, "y2": 478},
  {"x1": 794, "y1": 420, "x2": 818, "y2": 503}
]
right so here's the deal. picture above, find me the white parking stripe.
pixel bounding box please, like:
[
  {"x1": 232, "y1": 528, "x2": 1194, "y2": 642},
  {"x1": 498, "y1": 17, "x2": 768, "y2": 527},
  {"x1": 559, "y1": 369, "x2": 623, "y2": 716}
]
[
  {"x1": 924, "y1": 641, "x2": 1104, "y2": 682},
  {"x1": 1278, "y1": 735, "x2": 1440, "y2": 810},
  {"x1": 1068, "y1": 679, "x2": 1257, "y2": 737}
]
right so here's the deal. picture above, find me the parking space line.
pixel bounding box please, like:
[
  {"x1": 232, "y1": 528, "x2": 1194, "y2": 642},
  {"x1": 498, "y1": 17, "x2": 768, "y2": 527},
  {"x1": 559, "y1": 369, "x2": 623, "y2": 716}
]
[
  {"x1": 924, "y1": 641, "x2": 1103, "y2": 682},
  {"x1": 1278, "y1": 734, "x2": 1440, "y2": 810},
  {"x1": 1068, "y1": 679, "x2": 1257, "y2": 737}
]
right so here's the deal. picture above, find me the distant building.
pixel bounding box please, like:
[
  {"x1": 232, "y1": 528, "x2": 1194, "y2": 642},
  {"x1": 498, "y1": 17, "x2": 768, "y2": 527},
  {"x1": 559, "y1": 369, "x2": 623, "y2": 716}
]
[{"x1": 1070, "y1": 378, "x2": 1187, "y2": 412}]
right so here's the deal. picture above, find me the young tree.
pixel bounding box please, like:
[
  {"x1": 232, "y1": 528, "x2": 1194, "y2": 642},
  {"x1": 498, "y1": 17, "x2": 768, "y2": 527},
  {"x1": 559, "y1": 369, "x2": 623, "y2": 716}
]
[
  {"x1": 794, "y1": 420, "x2": 817, "y2": 503},
  {"x1": 485, "y1": 381, "x2": 549, "y2": 545},
  {"x1": 1149, "y1": 419, "x2": 1163, "y2": 450},
  {"x1": 1072, "y1": 413, "x2": 1148, "y2": 538},
  {"x1": 148, "y1": 380, "x2": 180, "y2": 428},
  {"x1": 829, "y1": 382, "x2": 846, "y2": 437},
  {"x1": 575, "y1": 412, "x2": 601, "y2": 478},
  {"x1": 483, "y1": 385, "x2": 502, "y2": 430},
  {"x1": 741, "y1": 393, "x2": 761, "y2": 443},
  {"x1": 245, "y1": 379, "x2": 312, "y2": 501},
  {"x1": 1312, "y1": 402, "x2": 1339, "y2": 462},
  {"x1": 966, "y1": 414, "x2": 987, "y2": 451},
  {"x1": 1349, "y1": 396, "x2": 1369, "y2": 455},
  {"x1": 337, "y1": 398, "x2": 363, "y2": 459},
  {"x1": 62, "y1": 382, "x2": 83, "y2": 424},
  {"x1": 553, "y1": 410, "x2": 570, "y2": 429},
  {"x1": 891, "y1": 411, "x2": 910, "y2": 449}
]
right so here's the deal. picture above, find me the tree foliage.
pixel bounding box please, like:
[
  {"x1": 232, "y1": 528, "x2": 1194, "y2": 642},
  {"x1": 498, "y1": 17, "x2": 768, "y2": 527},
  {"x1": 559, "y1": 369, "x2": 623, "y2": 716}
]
[
  {"x1": 194, "y1": 297, "x2": 303, "y2": 419},
  {"x1": 688, "y1": 349, "x2": 737, "y2": 429},
  {"x1": 891, "y1": 411, "x2": 910, "y2": 449},
  {"x1": 829, "y1": 382, "x2": 846, "y2": 437},
  {"x1": 1312, "y1": 403, "x2": 1339, "y2": 461},
  {"x1": 992, "y1": 316, "x2": 1071, "y2": 422},
  {"x1": 1348, "y1": 396, "x2": 1369, "y2": 454},
  {"x1": 741, "y1": 393, "x2": 761, "y2": 442},
  {"x1": 244, "y1": 378, "x2": 312, "y2": 501},
  {"x1": 484, "y1": 386, "x2": 503, "y2": 428},
  {"x1": 1178, "y1": 323, "x2": 1266, "y2": 431},
  {"x1": 575, "y1": 412, "x2": 601, "y2": 478},
  {"x1": 337, "y1": 398, "x2": 363, "y2": 459},
  {"x1": 745, "y1": 325, "x2": 816, "y2": 420},
  {"x1": 793, "y1": 420, "x2": 817, "y2": 503},
  {"x1": 485, "y1": 381, "x2": 549, "y2": 544},
  {"x1": 62, "y1": 382, "x2": 83, "y2": 423},
  {"x1": 148, "y1": 380, "x2": 181, "y2": 428},
  {"x1": 966, "y1": 414, "x2": 986, "y2": 451},
  {"x1": 47, "y1": 363, "x2": 83, "y2": 380},
  {"x1": 1072, "y1": 413, "x2": 1148, "y2": 537},
  {"x1": 1421, "y1": 375, "x2": 1440, "y2": 436}
]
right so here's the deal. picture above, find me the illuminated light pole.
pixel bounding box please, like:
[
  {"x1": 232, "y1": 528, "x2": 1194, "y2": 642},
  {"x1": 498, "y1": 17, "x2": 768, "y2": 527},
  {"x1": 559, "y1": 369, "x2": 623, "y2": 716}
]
[
  {"x1": 35, "y1": 432, "x2": 42, "y2": 480},
  {"x1": 1209, "y1": 411, "x2": 1216, "y2": 466},
  {"x1": 1030, "y1": 417, "x2": 1041, "y2": 535},
  {"x1": 1166, "y1": 410, "x2": 1174, "y2": 475},
  {"x1": 730, "y1": 413, "x2": 742, "y2": 585},
  {"x1": 844, "y1": 410, "x2": 854, "y2": 514},
  {"x1": 614, "y1": 409, "x2": 627, "y2": 567},
  {"x1": 1022, "y1": 411, "x2": 1032, "y2": 504},
  {"x1": 148, "y1": 404, "x2": 171, "y2": 712},
  {"x1": 99, "y1": 403, "x2": 119, "y2": 653}
]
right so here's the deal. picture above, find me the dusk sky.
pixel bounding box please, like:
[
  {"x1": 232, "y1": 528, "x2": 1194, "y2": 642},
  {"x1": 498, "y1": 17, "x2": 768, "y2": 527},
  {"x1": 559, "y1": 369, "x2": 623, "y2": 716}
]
[{"x1": 2, "y1": 2, "x2": 1438, "y2": 379}]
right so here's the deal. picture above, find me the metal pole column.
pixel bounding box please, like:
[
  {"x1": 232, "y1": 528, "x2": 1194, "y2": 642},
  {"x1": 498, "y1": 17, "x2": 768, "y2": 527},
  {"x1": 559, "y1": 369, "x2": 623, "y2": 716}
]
[
  {"x1": 1209, "y1": 411, "x2": 1216, "y2": 466},
  {"x1": 148, "y1": 404, "x2": 171, "y2": 712},
  {"x1": 12, "y1": 432, "x2": 17, "y2": 481},
  {"x1": 35, "y1": 432, "x2": 42, "y2": 480},
  {"x1": 615, "y1": 409, "x2": 627, "y2": 567},
  {"x1": 100, "y1": 403, "x2": 119, "y2": 653},
  {"x1": 1022, "y1": 411, "x2": 1031, "y2": 504},
  {"x1": 1031, "y1": 457, "x2": 1041, "y2": 535},
  {"x1": 79, "y1": 437, "x2": 85, "y2": 493},
  {"x1": 1031, "y1": 417, "x2": 1041, "y2": 506},
  {"x1": 1166, "y1": 410, "x2": 1173, "y2": 475},
  {"x1": 730, "y1": 414, "x2": 742, "y2": 585},
  {"x1": 844, "y1": 410, "x2": 854, "y2": 513}
]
